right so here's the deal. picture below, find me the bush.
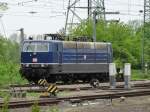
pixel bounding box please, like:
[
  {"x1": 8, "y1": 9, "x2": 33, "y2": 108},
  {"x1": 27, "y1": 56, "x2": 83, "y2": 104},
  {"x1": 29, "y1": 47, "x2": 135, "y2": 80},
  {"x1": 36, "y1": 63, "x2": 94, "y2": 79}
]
[
  {"x1": 0, "y1": 62, "x2": 27, "y2": 87},
  {"x1": 0, "y1": 36, "x2": 27, "y2": 87}
]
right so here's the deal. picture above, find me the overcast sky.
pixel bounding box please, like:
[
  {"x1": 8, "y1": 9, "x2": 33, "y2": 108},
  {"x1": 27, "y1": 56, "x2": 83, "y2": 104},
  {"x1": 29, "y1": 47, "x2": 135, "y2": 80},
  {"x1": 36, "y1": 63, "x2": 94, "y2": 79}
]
[{"x1": 0, "y1": 0, "x2": 144, "y2": 37}]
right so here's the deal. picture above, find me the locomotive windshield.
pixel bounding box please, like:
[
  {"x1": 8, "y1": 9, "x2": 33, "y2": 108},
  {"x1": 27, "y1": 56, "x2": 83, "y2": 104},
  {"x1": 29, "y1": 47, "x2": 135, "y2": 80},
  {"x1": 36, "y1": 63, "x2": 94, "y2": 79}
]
[{"x1": 23, "y1": 42, "x2": 49, "y2": 52}]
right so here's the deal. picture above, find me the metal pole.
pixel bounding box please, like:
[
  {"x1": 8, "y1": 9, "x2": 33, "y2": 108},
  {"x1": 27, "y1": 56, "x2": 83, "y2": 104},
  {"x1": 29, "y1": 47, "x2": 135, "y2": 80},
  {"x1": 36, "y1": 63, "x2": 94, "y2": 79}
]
[
  {"x1": 20, "y1": 28, "x2": 24, "y2": 45},
  {"x1": 92, "y1": 11, "x2": 96, "y2": 42},
  {"x1": 142, "y1": 0, "x2": 146, "y2": 72},
  {"x1": 102, "y1": 0, "x2": 106, "y2": 20},
  {"x1": 88, "y1": 0, "x2": 92, "y2": 19},
  {"x1": 64, "y1": 0, "x2": 71, "y2": 36},
  {"x1": 142, "y1": 22, "x2": 145, "y2": 72},
  {"x1": 88, "y1": 0, "x2": 90, "y2": 18},
  {"x1": 0, "y1": 14, "x2": 7, "y2": 38}
]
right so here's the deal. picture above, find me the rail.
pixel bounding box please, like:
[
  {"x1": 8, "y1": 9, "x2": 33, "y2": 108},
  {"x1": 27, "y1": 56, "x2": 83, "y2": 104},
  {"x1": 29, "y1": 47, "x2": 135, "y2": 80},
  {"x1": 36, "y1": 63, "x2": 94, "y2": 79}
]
[{"x1": 1, "y1": 88, "x2": 150, "y2": 109}]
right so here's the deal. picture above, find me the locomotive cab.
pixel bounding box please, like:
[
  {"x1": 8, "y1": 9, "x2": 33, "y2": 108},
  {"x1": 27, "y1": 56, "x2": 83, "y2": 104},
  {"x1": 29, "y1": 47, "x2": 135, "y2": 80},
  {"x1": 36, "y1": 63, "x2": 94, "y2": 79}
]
[
  {"x1": 21, "y1": 41, "x2": 52, "y2": 64},
  {"x1": 20, "y1": 40, "x2": 53, "y2": 82}
]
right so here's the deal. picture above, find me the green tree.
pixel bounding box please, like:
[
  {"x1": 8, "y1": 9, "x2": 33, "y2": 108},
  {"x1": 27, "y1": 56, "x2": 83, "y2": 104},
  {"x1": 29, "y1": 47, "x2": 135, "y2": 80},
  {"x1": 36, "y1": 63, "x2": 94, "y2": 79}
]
[
  {"x1": 0, "y1": 2, "x2": 8, "y2": 11},
  {"x1": 70, "y1": 19, "x2": 142, "y2": 68}
]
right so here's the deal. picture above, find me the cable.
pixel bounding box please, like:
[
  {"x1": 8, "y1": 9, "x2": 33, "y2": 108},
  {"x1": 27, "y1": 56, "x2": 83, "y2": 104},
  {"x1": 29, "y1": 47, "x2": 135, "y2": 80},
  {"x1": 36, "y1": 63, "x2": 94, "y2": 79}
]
[
  {"x1": 106, "y1": 9, "x2": 143, "y2": 13},
  {"x1": 1, "y1": 1, "x2": 67, "y2": 10},
  {"x1": 0, "y1": 12, "x2": 65, "y2": 19},
  {"x1": 119, "y1": 13, "x2": 142, "y2": 17},
  {"x1": 0, "y1": 16, "x2": 7, "y2": 37},
  {"x1": 17, "y1": 0, "x2": 38, "y2": 6},
  {"x1": 0, "y1": 0, "x2": 144, "y2": 22},
  {"x1": 105, "y1": 0, "x2": 143, "y2": 7}
]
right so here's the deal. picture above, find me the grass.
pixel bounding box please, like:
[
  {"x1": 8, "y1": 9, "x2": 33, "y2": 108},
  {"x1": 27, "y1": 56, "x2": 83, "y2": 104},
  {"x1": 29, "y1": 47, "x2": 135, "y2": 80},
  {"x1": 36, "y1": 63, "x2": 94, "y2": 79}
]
[
  {"x1": 0, "y1": 91, "x2": 10, "y2": 98},
  {"x1": 27, "y1": 92, "x2": 41, "y2": 99},
  {"x1": 45, "y1": 106, "x2": 59, "y2": 112},
  {"x1": 131, "y1": 69, "x2": 150, "y2": 80},
  {"x1": 32, "y1": 101, "x2": 40, "y2": 112},
  {"x1": 1, "y1": 97, "x2": 10, "y2": 112},
  {"x1": 0, "y1": 62, "x2": 27, "y2": 88},
  {"x1": 58, "y1": 91, "x2": 71, "y2": 97}
]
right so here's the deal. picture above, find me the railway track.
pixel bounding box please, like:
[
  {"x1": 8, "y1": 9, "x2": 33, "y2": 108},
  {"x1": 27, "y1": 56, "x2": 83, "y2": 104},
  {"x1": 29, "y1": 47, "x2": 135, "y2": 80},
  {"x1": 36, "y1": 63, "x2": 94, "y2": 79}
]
[
  {"x1": 1, "y1": 88, "x2": 150, "y2": 109},
  {"x1": 8, "y1": 80, "x2": 150, "y2": 93}
]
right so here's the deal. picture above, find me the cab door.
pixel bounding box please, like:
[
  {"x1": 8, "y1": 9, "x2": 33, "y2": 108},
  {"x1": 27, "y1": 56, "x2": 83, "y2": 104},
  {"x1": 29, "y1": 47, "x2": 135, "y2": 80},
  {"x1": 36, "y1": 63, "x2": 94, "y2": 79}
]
[
  {"x1": 58, "y1": 42, "x2": 63, "y2": 64},
  {"x1": 52, "y1": 42, "x2": 62, "y2": 64},
  {"x1": 52, "y1": 42, "x2": 62, "y2": 72}
]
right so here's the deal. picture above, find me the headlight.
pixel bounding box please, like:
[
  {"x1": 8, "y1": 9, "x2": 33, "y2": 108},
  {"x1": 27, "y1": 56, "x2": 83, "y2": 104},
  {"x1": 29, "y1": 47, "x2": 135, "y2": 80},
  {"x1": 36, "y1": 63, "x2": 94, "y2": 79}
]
[
  {"x1": 41, "y1": 64, "x2": 44, "y2": 67},
  {"x1": 26, "y1": 64, "x2": 29, "y2": 67}
]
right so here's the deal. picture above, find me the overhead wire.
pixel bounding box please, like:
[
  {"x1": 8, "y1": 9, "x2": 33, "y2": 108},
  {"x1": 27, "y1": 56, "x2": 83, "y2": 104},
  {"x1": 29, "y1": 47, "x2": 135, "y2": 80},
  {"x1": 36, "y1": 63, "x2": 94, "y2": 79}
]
[
  {"x1": 0, "y1": 16, "x2": 7, "y2": 37},
  {"x1": 105, "y1": 0, "x2": 143, "y2": 7},
  {"x1": 0, "y1": 0, "x2": 67, "y2": 11},
  {"x1": 0, "y1": 0, "x2": 67, "y2": 19},
  {"x1": 0, "y1": 13, "x2": 64, "y2": 19},
  {"x1": 3, "y1": 1, "x2": 142, "y2": 15},
  {"x1": 0, "y1": 0, "x2": 144, "y2": 34},
  {"x1": 105, "y1": 0, "x2": 143, "y2": 22},
  {"x1": 4, "y1": 1, "x2": 141, "y2": 13}
]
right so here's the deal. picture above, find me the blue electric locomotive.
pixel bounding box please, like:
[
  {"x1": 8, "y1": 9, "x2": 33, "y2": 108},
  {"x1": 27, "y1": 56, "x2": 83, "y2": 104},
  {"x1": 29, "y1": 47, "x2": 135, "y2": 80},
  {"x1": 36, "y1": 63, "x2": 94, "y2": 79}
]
[{"x1": 20, "y1": 40, "x2": 113, "y2": 83}]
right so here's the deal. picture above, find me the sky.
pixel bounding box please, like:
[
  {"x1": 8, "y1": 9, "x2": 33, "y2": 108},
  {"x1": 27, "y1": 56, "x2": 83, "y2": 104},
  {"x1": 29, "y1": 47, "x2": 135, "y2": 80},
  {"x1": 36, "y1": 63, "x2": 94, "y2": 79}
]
[{"x1": 0, "y1": 0, "x2": 144, "y2": 37}]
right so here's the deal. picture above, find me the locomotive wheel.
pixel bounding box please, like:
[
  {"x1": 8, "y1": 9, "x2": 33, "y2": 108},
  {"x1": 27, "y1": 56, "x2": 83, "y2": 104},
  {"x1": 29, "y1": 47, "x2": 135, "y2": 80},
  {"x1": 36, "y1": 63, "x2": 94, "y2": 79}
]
[{"x1": 90, "y1": 79, "x2": 100, "y2": 88}]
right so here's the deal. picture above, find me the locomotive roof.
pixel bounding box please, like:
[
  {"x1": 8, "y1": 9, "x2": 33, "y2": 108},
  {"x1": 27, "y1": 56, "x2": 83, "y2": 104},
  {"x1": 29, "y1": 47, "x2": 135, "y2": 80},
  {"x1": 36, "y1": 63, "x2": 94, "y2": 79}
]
[{"x1": 23, "y1": 40, "x2": 111, "y2": 44}]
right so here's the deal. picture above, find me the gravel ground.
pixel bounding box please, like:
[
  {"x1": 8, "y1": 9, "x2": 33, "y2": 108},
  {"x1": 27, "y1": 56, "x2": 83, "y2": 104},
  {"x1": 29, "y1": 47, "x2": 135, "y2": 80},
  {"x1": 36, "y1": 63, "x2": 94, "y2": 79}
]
[
  {"x1": 5, "y1": 80, "x2": 150, "y2": 112},
  {"x1": 64, "y1": 96, "x2": 150, "y2": 112},
  {"x1": 8, "y1": 95, "x2": 150, "y2": 112},
  {"x1": 65, "y1": 96, "x2": 150, "y2": 112}
]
